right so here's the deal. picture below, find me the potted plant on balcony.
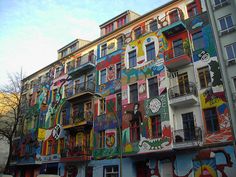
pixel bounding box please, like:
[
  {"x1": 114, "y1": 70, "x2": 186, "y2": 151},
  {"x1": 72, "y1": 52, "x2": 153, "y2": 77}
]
[{"x1": 183, "y1": 39, "x2": 191, "y2": 56}]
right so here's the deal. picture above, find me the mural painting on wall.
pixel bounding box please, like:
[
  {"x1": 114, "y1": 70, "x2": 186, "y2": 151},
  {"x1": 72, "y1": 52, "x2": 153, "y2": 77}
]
[
  {"x1": 96, "y1": 51, "x2": 122, "y2": 95},
  {"x1": 122, "y1": 94, "x2": 171, "y2": 154},
  {"x1": 105, "y1": 129, "x2": 117, "y2": 148},
  {"x1": 136, "y1": 146, "x2": 236, "y2": 177},
  {"x1": 200, "y1": 88, "x2": 233, "y2": 144},
  {"x1": 186, "y1": 12, "x2": 217, "y2": 63}
]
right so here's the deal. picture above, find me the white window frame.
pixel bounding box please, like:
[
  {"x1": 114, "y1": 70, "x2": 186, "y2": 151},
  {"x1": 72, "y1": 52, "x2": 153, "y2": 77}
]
[
  {"x1": 100, "y1": 69, "x2": 107, "y2": 85},
  {"x1": 128, "y1": 49, "x2": 137, "y2": 68},
  {"x1": 225, "y1": 42, "x2": 236, "y2": 61},
  {"x1": 103, "y1": 165, "x2": 119, "y2": 177},
  {"x1": 145, "y1": 42, "x2": 156, "y2": 62},
  {"x1": 218, "y1": 14, "x2": 235, "y2": 35}
]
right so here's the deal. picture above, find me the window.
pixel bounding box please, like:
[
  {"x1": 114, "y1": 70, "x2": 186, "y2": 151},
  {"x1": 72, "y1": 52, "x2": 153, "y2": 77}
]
[
  {"x1": 129, "y1": 83, "x2": 138, "y2": 103},
  {"x1": 219, "y1": 15, "x2": 234, "y2": 31},
  {"x1": 151, "y1": 115, "x2": 162, "y2": 138},
  {"x1": 204, "y1": 108, "x2": 219, "y2": 133},
  {"x1": 128, "y1": 50, "x2": 137, "y2": 68},
  {"x1": 169, "y1": 10, "x2": 179, "y2": 24},
  {"x1": 70, "y1": 43, "x2": 77, "y2": 52},
  {"x1": 101, "y1": 44, "x2": 107, "y2": 57},
  {"x1": 55, "y1": 67, "x2": 61, "y2": 78},
  {"x1": 100, "y1": 69, "x2": 106, "y2": 84},
  {"x1": 53, "y1": 141, "x2": 58, "y2": 154},
  {"x1": 116, "y1": 63, "x2": 121, "y2": 79},
  {"x1": 60, "y1": 139, "x2": 64, "y2": 153},
  {"x1": 117, "y1": 36, "x2": 124, "y2": 49},
  {"x1": 105, "y1": 23, "x2": 114, "y2": 34},
  {"x1": 47, "y1": 141, "x2": 52, "y2": 155},
  {"x1": 117, "y1": 16, "x2": 126, "y2": 28},
  {"x1": 214, "y1": 0, "x2": 228, "y2": 7},
  {"x1": 233, "y1": 77, "x2": 236, "y2": 91},
  {"x1": 99, "y1": 98, "x2": 106, "y2": 115},
  {"x1": 149, "y1": 20, "x2": 158, "y2": 32},
  {"x1": 62, "y1": 49, "x2": 68, "y2": 57},
  {"x1": 225, "y1": 42, "x2": 236, "y2": 60},
  {"x1": 53, "y1": 89, "x2": 57, "y2": 103},
  {"x1": 99, "y1": 130, "x2": 105, "y2": 148},
  {"x1": 104, "y1": 166, "x2": 119, "y2": 177},
  {"x1": 187, "y1": 2, "x2": 198, "y2": 17},
  {"x1": 192, "y1": 31, "x2": 204, "y2": 50},
  {"x1": 173, "y1": 39, "x2": 184, "y2": 57},
  {"x1": 134, "y1": 27, "x2": 142, "y2": 39},
  {"x1": 148, "y1": 77, "x2": 159, "y2": 97},
  {"x1": 66, "y1": 61, "x2": 74, "y2": 73},
  {"x1": 116, "y1": 93, "x2": 122, "y2": 111},
  {"x1": 198, "y1": 66, "x2": 211, "y2": 89},
  {"x1": 146, "y1": 42, "x2": 156, "y2": 61}
]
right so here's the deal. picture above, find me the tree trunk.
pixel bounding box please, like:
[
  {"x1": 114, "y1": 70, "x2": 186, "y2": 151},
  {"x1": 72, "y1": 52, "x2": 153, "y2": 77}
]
[{"x1": 4, "y1": 138, "x2": 12, "y2": 174}]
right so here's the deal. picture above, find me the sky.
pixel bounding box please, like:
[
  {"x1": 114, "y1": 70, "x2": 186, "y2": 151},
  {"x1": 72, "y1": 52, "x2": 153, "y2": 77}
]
[{"x1": 0, "y1": 0, "x2": 168, "y2": 85}]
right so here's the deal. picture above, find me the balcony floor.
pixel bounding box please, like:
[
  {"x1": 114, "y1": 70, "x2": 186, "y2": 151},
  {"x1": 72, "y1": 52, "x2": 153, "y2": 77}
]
[{"x1": 169, "y1": 94, "x2": 198, "y2": 107}]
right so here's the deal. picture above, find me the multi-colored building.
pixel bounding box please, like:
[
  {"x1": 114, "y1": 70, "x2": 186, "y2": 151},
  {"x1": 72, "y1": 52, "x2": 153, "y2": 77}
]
[{"x1": 10, "y1": 0, "x2": 236, "y2": 177}]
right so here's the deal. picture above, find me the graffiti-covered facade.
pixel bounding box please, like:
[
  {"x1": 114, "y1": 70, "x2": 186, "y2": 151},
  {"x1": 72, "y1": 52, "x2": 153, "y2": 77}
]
[{"x1": 9, "y1": 0, "x2": 236, "y2": 177}]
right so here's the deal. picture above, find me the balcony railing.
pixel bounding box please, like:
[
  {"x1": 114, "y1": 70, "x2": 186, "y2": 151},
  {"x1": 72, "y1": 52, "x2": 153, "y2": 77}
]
[
  {"x1": 62, "y1": 111, "x2": 93, "y2": 126},
  {"x1": 168, "y1": 82, "x2": 197, "y2": 99},
  {"x1": 60, "y1": 145, "x2": 91, "y2": 159},
  {"x1": 68, "y1": 53, "x2": 96, "y2": 76},
  {"x1": 173, "y1": 127, "x2": 202, "y2": 145},
  {"x1": 164, "y1": 45, "x2": 191, "y2": 69},
  {"x1": 65, "y1": 80, "x2": 95, "y2": 99}
]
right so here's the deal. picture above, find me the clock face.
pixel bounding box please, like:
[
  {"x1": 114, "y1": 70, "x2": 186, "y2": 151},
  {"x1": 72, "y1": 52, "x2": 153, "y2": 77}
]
[{"x1": 149, "y1": 98, "x2": 161, "y2": 113}]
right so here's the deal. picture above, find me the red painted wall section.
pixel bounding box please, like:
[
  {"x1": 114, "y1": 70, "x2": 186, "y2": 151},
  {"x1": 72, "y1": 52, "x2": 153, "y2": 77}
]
[
  {"x1": 167, "y1": 31, "x2": 188, "y2": 48},
  {"x1": 96, "y1": 53, "x2": 121, "y2": 71}
]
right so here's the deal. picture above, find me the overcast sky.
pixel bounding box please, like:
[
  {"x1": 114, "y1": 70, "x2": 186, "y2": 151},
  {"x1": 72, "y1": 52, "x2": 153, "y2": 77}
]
[{"x1": 0, "y1": 0, "x2": 168, "y2": 85}]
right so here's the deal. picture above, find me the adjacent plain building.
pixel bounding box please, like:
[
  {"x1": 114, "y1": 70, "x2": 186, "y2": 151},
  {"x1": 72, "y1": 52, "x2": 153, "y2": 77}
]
[{"x1": 205, "y1": 0, "x2": 236, "y2": 139}]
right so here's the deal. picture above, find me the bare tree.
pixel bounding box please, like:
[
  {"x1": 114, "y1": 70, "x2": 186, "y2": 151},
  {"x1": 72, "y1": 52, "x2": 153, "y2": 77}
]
[{"x1": 0, "y1": 71, "x2": 25, "y2": 174}]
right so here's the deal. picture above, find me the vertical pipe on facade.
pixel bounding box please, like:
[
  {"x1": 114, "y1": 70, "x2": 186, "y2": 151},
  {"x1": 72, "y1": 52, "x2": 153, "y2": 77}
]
[{"x1": 204, "y1": 0, "x2": 236, "y2": 154}]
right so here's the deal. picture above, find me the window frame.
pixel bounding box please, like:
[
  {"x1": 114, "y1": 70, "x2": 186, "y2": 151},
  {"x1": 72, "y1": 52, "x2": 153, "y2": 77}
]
[
  {"x1": 134, "y1": 27, "x2": 142, "y2": 39},
  {"x1": 146, "y1": 42, "x2": 156, "y2": 61},
  {"x1": 225, "y1": 42, "x2": 236, "y2": 61},
  {"x1": 117, "y1": 36, "x2": 124, "y2": 50},
  {"x1": 149, "y1": 20, "x2": 158, "y2": 32},
  {"x1": 103, "y1": 165, "x2": 119, "y2": 177},
  {"x1": 128, "y1": 50, "x2": 137, "y2": 68},
  {"x1": 233, "y1": 77, "x2": 236, "y2": 92},
  {"x1": 129, "y1": 83, "x2": 138, "y2": 103},
  {"x1": 148, "y1": 76, "x2": 159, "y2": 98},
  {"x1": 150, "y1": 115, "x2": 162, "y2": 138},
  {"x1": 218, "y1": 14, "x2": 234, "y2": 31},
  {"x1": 116, "y1": 62, "x2": 121, "y2": 79},
  {"x1": 204, "y1": 107, "x2": 219, "y2": 133},
  {"x1": 100, "y1": 69, "x2": 107, "y2": 84},
  {"x1": 192, "y1": 30, "x2": 204, "y2": 51},
  {"x1": 99, "y1": 130, "x2": 105, "y2": 149},
  {"x1": 101, "y1": 43, "x2": 107, "y2": 57},
  {"x1": 198, "y1": 66, "x2": 211, "y2": 89}
]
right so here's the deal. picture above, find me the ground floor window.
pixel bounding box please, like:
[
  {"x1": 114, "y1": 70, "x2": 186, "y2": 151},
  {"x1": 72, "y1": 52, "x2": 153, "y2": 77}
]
[{"x1": 104, "y1": 165, "x2": 119, "y2": 177}]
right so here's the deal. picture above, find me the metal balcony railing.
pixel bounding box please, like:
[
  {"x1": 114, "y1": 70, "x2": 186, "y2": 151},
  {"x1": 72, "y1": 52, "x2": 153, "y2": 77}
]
[
  {"x1": 62, "y1": 111, "x2": 93, "y2": 126},
  {"x1": 60, "y1": 145, "x2": 91, "y2": 158},
  {"x1": 168, "y1": 82, "x2": 197, "y2": 99},
  {"x1": 173, "y1": 127, "x2": 202, "y2": 144},
  {"x1": 67, "y1": 53, "x2": 96, "y2": 72},
  {"x1": 65, "y1": 80, "x2": 95, "y2": 98}
]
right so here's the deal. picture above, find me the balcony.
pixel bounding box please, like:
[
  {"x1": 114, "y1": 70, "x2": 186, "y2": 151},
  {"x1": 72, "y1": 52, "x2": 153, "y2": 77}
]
[
  {"x1": 65, "y1": 80, "x2": 95, "y2": 101},
  {"x1": 68, "y1": 53, "x2": 96, "y2": 77},
  {"x1": 160, "y1": 12, "x2": 186, "y2": 37},
  {"x1": 164, "y1": 46, "x2": 192, "y2": 69},
  {"x1": 173, "y1": 127, "x2": 202, "y2": 149},
  {"x1": 60, "y1": 145, "x2": 91, "y2": 162},
  {"x1": 168, "y1": 82, "x2": 198, "y2": 107},
  {"x1": 62, "y1": 111, "x2": 93, "y2": 128}
]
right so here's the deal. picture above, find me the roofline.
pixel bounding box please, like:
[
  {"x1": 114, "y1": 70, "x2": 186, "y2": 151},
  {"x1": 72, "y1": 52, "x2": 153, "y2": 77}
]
[
  {"x1": 99, "y1": 10, "x2": 135, "y2": 27},
  {"x1": 23, "y1": 0, "x2": 179, "y2": 82}
]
